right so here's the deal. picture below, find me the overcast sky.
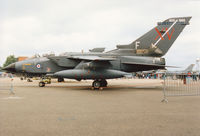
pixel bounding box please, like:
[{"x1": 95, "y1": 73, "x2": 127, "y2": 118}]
[{"x1": 0, "y1": 0, "x2": 200, "y2": 70}]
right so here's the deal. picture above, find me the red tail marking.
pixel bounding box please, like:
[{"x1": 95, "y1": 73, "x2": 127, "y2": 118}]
[
  {"x1": 166, "y1": 27, "x2": 175, "y2": 40},
  {"x1": 155, "y1": 28, "x2": 165, "y2": 40},
  {"x1": 155, "y1": 27, "x2": 175, "y2": 41},
  {"x1": 155, "y1": 28, "x2": 164, "y2": 40}
]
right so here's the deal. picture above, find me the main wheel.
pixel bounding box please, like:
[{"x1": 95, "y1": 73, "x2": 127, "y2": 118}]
[
  {"x1": 39, "y1": 81, "x2": 45, "y2": 87},
  {"x1": 58, "y1": 78, "x2": 64, "y2": 82},
  {"x1": 101, "y1": 79, "x2": 108, "y2": 87},
  {"x1": 92, "y1": 80, "x2": 101, "y2": 89}
]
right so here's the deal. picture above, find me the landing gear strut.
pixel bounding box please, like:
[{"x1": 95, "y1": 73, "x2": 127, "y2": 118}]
[{"x1": 92, "y1": 79, "x2": 108, "y2": 90}]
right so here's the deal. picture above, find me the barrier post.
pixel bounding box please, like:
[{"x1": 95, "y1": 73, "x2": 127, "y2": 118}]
[{"x1": 161, "y1": 74, "x2": 168, "y2": 103}]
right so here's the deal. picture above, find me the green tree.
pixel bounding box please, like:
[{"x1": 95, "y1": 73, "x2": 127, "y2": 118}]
[{"x1": 3, "y1": 55, "x2": 17, "y2": 67}]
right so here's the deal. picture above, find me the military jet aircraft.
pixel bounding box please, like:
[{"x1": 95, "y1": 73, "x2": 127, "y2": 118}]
[
  {"x1": 3, "y1": 17, "x2": 191, "y2": 89},
  {"x1": 165, "y1": 64, "x2": 195, "y2": 75}
]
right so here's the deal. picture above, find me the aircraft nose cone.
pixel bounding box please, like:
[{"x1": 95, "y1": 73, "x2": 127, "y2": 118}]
[{"x1": 3, "y1": 63, "x2": 16, "y2": 73}]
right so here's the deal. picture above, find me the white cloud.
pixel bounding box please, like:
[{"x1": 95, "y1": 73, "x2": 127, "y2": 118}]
[{"x1": 0, "y1": 0, "x2": 200, "y2": 69}]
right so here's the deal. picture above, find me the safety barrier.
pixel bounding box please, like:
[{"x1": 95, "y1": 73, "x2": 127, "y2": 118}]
[{"x1": 162, "y1": 73, "x2": 200, "y2": 102}]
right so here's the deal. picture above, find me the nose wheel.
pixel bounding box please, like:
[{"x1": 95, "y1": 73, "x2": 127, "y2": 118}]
[{"x1": 92, "y1": 79, "x2": 108, "y2": 90}]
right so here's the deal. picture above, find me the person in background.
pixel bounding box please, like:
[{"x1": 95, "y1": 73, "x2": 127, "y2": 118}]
[{"x1": 9, "y1": 75, "x2": 15, "y2": 95}]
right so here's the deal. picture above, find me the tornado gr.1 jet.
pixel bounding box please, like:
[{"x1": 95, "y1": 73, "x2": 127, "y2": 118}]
[{"x1": 3, "y1": 17, "x2": 191, "y2": 89}]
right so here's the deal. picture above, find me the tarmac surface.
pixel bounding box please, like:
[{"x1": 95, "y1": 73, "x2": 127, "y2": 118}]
[{"x1": 0, "y1": 78, "x2": 200, "y2": 136}]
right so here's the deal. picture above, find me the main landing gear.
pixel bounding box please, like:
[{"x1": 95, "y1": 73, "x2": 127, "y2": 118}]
[
  {"x1": 92, "y1": 79, "x2": 108, "y2": 90},
  {"x1": 58, "y1": 77, "x2": 64, "y2": 82}
]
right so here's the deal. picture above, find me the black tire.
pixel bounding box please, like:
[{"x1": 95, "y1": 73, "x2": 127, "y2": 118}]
[
  {"x1": 92, "y1": 80, "x2": 101, "y2": 89},
  {"x1": 39, "y1": 81, "x2": 45, "y2": 87},
  {"x1": 58, "y1": 78, "x2": 64, "y2": 82},
  {"x1": 101, "y1": 79, "x2": 107, "y2": 87}
]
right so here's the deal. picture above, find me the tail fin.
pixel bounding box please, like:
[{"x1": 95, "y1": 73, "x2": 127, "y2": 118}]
[
  {"x1": 117, "y1": 17, "x2": 192, "y2": 57},
  {"x1": 183, "y1": 64, "x2": 195, "y2": 72}
]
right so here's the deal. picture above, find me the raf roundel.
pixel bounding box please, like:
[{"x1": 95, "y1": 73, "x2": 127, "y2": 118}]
[{"x1": 36, "y1": 64, "x2": 41, "y2": 69}]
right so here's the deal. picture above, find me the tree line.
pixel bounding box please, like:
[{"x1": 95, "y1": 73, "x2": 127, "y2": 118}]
[{"x1": 0, "y1": 55, "x2": 17, "y2": 71}]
